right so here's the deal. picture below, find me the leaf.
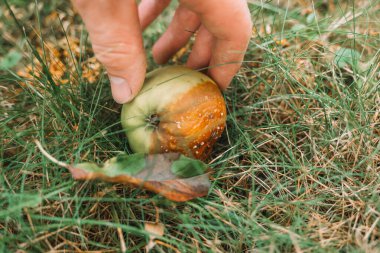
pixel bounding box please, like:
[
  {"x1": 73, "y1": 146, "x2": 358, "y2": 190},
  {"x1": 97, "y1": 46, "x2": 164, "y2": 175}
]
[
  {"x1": 291, "y1": 24, "x2": 306, "y2": 32},
  {"x1": 69, "y1": 153, "x2": 210, "y2": 202},
  {"x1": 0, "y1": 50, "x2": 22, "y2": 70},
  {"x1": 306, "y1": 13, "x2": 315, "y2": 24},
  {"x1": 171, "y1": 155, "x2": 207, "y2": 178},
  {"x1": 144, "y1": 222, "x2": 165, "y2": 252},
  {"x1": 334, "y1": 47, "x2": 361, "y2": 70},
  {"x1": 104, "y1": 153, "x2": 147, "y2": 176}
]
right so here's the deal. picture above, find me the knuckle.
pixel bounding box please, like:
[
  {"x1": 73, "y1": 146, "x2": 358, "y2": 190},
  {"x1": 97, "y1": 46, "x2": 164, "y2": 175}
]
[
  {"x1": 156, "y1": 0, "x2": 171, "y2": 8},
  {"x1": 174, "y1": 7, "x2": 199, "y2": 28},
  {"x1": 91, "y1": 41, "x2": 144, "y2": 71}
]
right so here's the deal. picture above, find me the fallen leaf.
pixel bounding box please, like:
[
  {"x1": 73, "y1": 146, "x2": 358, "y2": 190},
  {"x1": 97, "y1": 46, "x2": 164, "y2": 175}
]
[
  {"x1": 69, "y1": 153, "x2": 210, "y2": 202},
  {"x1": 334, "y1": 47, "x2": 361, "y2": 70},
  {"x1": 34, "y1": 140, "x2": 211, "y2": 202},
  {"x1": 144, "y1": 222, "x2": 165, "y2": 252},
  {"x1": 17, "y1": 38, "x2": 102, "y2": 86},
  {"x1": 0, "y1": 50, "x2": 22, "y2": 70}
]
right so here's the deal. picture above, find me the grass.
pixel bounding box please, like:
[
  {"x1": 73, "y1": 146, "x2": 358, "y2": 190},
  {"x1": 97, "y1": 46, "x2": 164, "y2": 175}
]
[{"x1": 1, "y1": 0, "x2": 380, "y2": 252}]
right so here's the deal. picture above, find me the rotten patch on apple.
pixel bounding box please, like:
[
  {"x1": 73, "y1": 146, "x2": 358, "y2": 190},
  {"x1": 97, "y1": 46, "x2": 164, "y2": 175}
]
[{"x1": 150, "y1": 81, "x2": 226, "y2": 161}]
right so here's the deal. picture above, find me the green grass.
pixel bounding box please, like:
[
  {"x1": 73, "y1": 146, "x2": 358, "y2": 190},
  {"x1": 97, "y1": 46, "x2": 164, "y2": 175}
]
[{"x1": 1, "y1": 0, "x2": 380, "y2": 252}]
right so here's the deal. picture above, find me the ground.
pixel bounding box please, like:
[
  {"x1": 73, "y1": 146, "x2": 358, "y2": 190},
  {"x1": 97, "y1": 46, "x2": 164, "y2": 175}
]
[{"x1": 1, "y1": 0, "x2": 380, "y2": 252}]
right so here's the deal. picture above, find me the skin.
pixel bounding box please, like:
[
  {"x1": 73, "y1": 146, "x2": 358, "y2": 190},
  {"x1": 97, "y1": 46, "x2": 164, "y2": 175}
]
[{"x1": 72, "y1": 0, "x2": 252, "y2": 104}]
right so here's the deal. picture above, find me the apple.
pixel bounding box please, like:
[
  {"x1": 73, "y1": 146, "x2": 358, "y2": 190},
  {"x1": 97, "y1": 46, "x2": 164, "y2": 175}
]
[{"x1": 121, "y1": 66, "x2": 227, "y2": 161}]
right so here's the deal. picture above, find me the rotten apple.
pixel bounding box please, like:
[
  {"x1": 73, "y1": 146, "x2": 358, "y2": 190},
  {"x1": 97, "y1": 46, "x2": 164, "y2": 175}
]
[{"x1": 121, "y1": 66, "x2": 226, "y2": 161}]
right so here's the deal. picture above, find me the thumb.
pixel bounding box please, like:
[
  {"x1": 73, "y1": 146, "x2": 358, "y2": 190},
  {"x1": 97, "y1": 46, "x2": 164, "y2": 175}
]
[{"x1": 72, "y1": 0, "x2": 146, "y2": 104}]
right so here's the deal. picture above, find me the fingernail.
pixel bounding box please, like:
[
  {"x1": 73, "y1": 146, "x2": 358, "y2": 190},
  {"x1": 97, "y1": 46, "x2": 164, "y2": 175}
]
[{"x1": 109, "y1": 76, "x2": 132, "y2": 104}]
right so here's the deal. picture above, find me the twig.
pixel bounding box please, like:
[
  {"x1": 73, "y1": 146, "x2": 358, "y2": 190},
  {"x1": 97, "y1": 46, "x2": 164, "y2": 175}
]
[{"x1": 34, "y1": 139, "x2": 70, "y2": 169}]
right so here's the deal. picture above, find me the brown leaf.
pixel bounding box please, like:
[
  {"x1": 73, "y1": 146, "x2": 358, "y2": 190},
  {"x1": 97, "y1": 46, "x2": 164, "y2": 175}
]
[
  {"x1": 144, "y1": 222, "x2": 165, "y2": 252},
  {"x1": 68, "y1": 153, "x2": 210, "y2": 202}
]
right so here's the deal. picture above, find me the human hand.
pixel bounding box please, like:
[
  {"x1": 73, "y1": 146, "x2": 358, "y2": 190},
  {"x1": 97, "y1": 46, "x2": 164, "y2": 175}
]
[{"x1": 72, "y1": 0, "x2": 252, "y2": 104}]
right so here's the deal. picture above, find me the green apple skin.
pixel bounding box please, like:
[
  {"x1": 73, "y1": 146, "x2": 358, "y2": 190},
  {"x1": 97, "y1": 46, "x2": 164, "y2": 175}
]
[{"x1": 121, "y1": 66, "x2": 226, "y2": 160}]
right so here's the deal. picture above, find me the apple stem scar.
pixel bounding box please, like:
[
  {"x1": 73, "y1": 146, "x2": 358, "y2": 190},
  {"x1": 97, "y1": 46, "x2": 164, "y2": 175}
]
[{"x1": 146, "y1": 113, "x2": 160, "y2": 129}]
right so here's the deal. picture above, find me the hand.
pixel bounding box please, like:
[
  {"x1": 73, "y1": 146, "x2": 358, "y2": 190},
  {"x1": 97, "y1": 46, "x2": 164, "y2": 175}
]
[{"x1": 72, "y1": 0, "x2": 252, "y2": 104}]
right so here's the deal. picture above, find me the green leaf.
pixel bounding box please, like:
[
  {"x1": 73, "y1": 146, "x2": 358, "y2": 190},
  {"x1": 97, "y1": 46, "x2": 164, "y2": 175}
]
[
  {"x1": 334, "y1": 47, "x2": 361, "y2": 70},
  {"x1": 0, "y1": 50, "x2": 22, "y2": 70},
  {"x1": 171, "y1": 155, "x2": 207, "y2": 178},
  {"x1": 291, "y1": 24, "x2": 306, "y2": 32},
  {"x1": 306, "y1": 13, "x2": 315, "y2": 24},
  {"x1": 74, "y1": 162, "x2": 101, "y2": 172},
  {"x1": 109, "y1": 153, "x2": 146, "y2": 176},
  {"x1": 75, "y1": 153, "x2": 146, "y2": 177}
]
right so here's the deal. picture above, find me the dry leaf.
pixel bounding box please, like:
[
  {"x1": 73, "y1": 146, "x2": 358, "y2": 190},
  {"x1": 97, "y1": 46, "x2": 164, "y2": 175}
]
[
  {"x1": 69, "y1": 153, "x2": 210, "y2": 202},
  {"x1": 144, "y1": 222, "x2": 165, "y2": 252},
  {"x1": 17, "y1": 38, "x2": 102, "y2": 86}
]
